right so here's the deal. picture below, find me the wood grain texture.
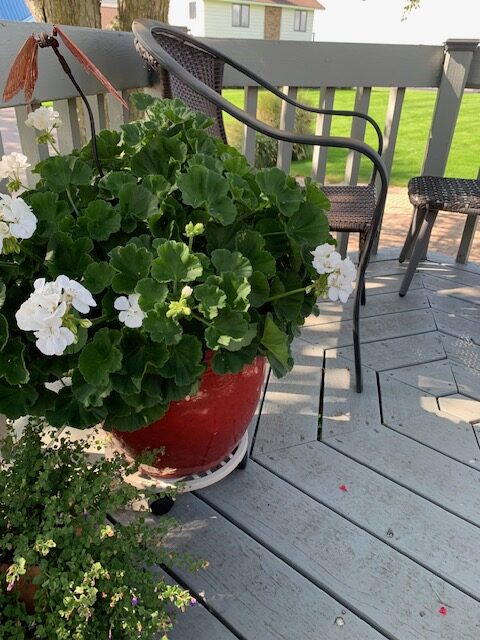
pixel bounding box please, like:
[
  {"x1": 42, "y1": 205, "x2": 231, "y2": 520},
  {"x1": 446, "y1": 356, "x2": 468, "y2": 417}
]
[
  {"x1": 438, "y1": 394, "x2": 480, "y2": 423},
  {"x1": 451, "y1": 363, "x2": 480, "y2": 401},
  {"x1": 434, "y1": 310, "x2": 480, "y2": 345},
  {"x1": 384, "y1": 360, "x2": 457, "y2": 396},
  {"x1": 199, "y1": 462, "x2": 480, "y2": 640},
  {"x1": 256, "y1": 441, "x2": 480, "y2": 598}
]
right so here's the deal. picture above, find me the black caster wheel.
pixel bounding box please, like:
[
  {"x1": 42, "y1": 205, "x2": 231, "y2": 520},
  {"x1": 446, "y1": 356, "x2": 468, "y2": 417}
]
[
  {"x1": 237, "y1": 451, "x2": 249, "y2": 470},
  {"x1": 149, "y1": 495, "x2": 175, "y2": 516}
]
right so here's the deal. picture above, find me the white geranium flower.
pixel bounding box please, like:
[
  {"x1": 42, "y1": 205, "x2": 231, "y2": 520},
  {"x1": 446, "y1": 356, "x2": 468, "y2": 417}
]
[
  {"x1": 0, "y1": 153, "x2": 30, "y2": 181},
  {"x1": 311, "y1": 243, "x2": 342, "y2": 275},
  {"x1": 327, "y1": 258, "x2": 357, "y2": 304},
  {"x1": 0, "y1": 194, "x2": 37, "y2": 240},
  {"x1": 16, "y1": 295, "x2": 66, "y2": 332},
  {"x1": 34, "y1": 323, "x2": 75, "y2": 356},
  {"x1": 114, "y1": 294, "x2": 145, "y2": 328},
  {"x1": 55, "y1": 275, "x2": 96, "y2": 314},
  {"x1": 181, "y1": 285, "x2": 193, "y2": 298},
  {"x1": 25, "y1": 106, "x2": 62, "y2": 131}
]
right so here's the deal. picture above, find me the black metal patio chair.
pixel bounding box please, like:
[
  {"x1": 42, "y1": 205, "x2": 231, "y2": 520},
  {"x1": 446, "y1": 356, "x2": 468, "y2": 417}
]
[
  {"x1": 399, "y1": 176, "x2": 480, "y2": 296},
  {"x1": 132, "y1": 19, "x2": 388, "y2": 393}
]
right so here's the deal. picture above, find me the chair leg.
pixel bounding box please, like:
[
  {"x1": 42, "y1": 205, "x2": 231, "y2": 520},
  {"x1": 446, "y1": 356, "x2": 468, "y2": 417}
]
[
  {"x1": 399, "y1": 208, "x2": 438, "y2": 297},
  {"x1": 353, "y1": 274, "x2": 363, "y2": 393},
  {"x1": 399, "y1": 206, "x2": 425, "y2": 263},
  {"x1": 359, "y1": 230, "x2": 367, "y2": 306}
]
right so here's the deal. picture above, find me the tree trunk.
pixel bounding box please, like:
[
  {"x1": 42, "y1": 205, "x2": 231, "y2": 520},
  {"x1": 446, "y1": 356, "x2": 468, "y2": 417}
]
[
  {"x1": 117, "y1": 0, "x2": 169, "y2": 32},
  {"x1": 25, "y1": 0, "x2": 101, "y2": 27}
]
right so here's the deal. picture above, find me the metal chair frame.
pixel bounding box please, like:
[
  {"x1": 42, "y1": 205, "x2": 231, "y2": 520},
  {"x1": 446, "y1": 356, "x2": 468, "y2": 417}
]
[{"x1": 132, "y1": 19, "x2": 389, "y2": 392}]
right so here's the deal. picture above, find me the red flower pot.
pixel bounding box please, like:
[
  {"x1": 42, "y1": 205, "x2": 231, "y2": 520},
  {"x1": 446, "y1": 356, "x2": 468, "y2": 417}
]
[{"x1": 113, "y1": 356, "x2": 266, "y2": 478}]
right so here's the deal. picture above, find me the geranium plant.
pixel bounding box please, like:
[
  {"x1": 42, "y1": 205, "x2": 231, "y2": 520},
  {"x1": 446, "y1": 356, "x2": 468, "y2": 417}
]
[
  {"x1": 0, "y1": 418, "x2": 203, "y2": 638},
  {"x1": 0, "y1": 95, "x2": 355, "y2": 431}
]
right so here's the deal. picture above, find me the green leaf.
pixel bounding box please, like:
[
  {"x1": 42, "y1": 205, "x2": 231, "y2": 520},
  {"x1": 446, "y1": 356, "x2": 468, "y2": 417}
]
[
  {"x1": 218, "y1": 272, "x2": 251, "y2": 312},
  {"x1": 261, "y1": 314, "x2": 290, "y2": 376},
  {"x1": 38, "y1": 155, "x2": 92, "y2": 192},
  {"x1": 211, "y1": 342, "x2": 259, "y2": 375},
  {"x1": 78, "y1": 328, "x2": 123, "y2": 387},
  {"x1": 111, "y1": 331, "x2": 169, "y2": 394},
  {"x1": 256, "y1": 167, "x2": 303, "y2": 216},
  {"x1": 194, "y1": 283, "x2": 227, "y2": 319},
  {"x1": 304, "y1": 177, "x2": 331, "y2": 211},
  {"x1": 0, "y1": 314, "x2": 8, "y2": 351},
  {"x1": 235, "y1": 230, "x2": 276, "y2": 276},
  {"x1": 286, "y1": 202, "x2": 330, "y2": 246},
  {"x1": 46, "y1": 232, "x2": 93, "y2": 279},
  {"x1": 130, "y1": 91, "x2": 156, "y2": 111},
  {"x1": 98, "y1": 171, "x2": 137, "y2": 197},
  {"x1": 271, "y1": 272, "x2": 305, "y2": 322},
  {"x1": 135, "y1": 278, "x2": 169, "y2": 312},
  {"x1": 188, "y1": 153, "x2": 223, "y2": 173},
  {"x1": 143, "y1": 305, "x2": 183, "y2": 345},
  {"x1": 0, "y1": 282, "x2": 5, "y2": 310},
  {"x1": 205, "y1": 310, "x2": 250, "y2": 350},
  {"x1": 47, "y1": 387, "x2": 106, "y2": 429},
  {"x1": 118, "y1": 183, "x2": 159, "y2": 231},
  {"x1": 103, "y1": 396, "x2": 167, "y2": 431},
  {"x1": 142, "y1": 174, "x2": 171, "y2": 199},
  {"x1": 159, "y1": 335, "x2": 204, "y2": 386},
  {"x1": 80, "y1": 200, "x2": 121, "y2": 241},
  {"x1": 120, "y1": 121, "x2": 144, "y2": 148},
  {"x1": 249, "y1": 271, "x2": 270, "y2": 307},
  {"x1": 109, "y1": 244, "x2": 152, "y2": 293},
  {"x1": 26, "y1": 192, "x2": 72, "y2": 237},
  {"x1": 83, "y1": 262, "x2": 115, "y2": 294},
  {"x1": 227, "y1": 172, "x2": 258, "y2": 209},
  {"x1": 71, "y1": 368, "x2": 112, "y2": 409},
  {"x1": 0, "y1": 382, "x2": 38, "y2": 419},
  {"x1": 255, "y1": 218, "x2": 290, "y2": 257},
  {"x1": 0, "y1": 339, "x2": 28, "y2": 384},
  {"x1": 177, "y1": 165, "x2": 237, "y2": 225},
  {"x1": 152, "y1": 240, "x2": 203, "y2": 283},
  {"x1": 211, "y1": 249, "x2": 252, "y2": 278},
  {"x1": 131, "y1": 136, "x2": 187, "y2": 180}
]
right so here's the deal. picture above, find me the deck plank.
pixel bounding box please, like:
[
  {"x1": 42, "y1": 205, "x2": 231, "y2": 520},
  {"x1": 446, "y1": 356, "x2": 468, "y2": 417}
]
[
  {"x1": 157, "y1": 494, "x2": 387, "y2": 640},
  {"x1": 441, "y1": 334, "x2": 480, "y2": 371},
  {"x1": 326, "y1": 427, "x2": 480, "y2": 526},
  {"x1": 198, "y1": 462, "x2": 480, "y2": 640},
  {"x1": 422, "y1": 274, "x2": 480, "y2": 306},
  {"x1": 427, "y1": 290, "x2": 480, "y2": 321},
  {"x1": 366, "y1": 271, "x2": 423, "y2": 296},
  {"x1": 433, "y1": 310, "x2": 480, "y2": 345},
  {"x1": 384, "y1": 360, "x2": 457, "y2": 396},
  {"x1": 451, "y1": 363, "x2": 480, "y2": 401},
  {"x1": 255, "y1": 442, "x2": 480, "y2": 599}
]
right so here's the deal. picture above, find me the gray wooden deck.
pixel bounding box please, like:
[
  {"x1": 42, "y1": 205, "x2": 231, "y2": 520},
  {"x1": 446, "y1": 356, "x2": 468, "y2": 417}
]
[{"x1": 144, "y1": 250, "x2": 480, "y2": 640}]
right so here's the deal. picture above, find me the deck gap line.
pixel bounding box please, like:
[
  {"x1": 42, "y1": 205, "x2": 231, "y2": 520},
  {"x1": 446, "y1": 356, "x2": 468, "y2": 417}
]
[
  {"x1": 252, "y1": 453, "x2": 480, "y2": 603},
  {"x1": 423, "y1": 287, "x2": 480, "y2": 308},
  {"x1": 472, "y1": 424, "x2": 480, "y2": 453},
  {"x1": 308, "y1": 303, "x2": 435, "y2": 331},
  {"x1": 194, "y1": 491, "x2": 394, "y2": 640},
  {"x1": 249, "y1": 365, "x2": 272, "y2": 457},
  {"x1": 323, "y1": 439, "x2": 480, "y2": 530},
  {"x1": 317, "y1": 348, "x2": 327, "y2": 440},
  {"x1": 108, "y1": 512, "x2": 246, "y2": 640},
  {"x1": 435, "y1": 325, "x2": 480, "y2": 347}
]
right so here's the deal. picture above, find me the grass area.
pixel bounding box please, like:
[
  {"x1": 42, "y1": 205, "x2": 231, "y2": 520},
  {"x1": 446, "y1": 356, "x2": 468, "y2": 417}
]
[{"x1": 222, "y1": 88, "x2": 480, "y2": 187}]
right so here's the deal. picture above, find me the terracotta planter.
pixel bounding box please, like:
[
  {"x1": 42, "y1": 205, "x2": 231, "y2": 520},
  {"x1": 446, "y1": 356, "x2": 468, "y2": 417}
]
[
  {"x1": 1, "y1": 564, "x2": 40, "y2": 613},
  {"x1": 113, "y1": 355, "x2": 266, "y2": 478}
]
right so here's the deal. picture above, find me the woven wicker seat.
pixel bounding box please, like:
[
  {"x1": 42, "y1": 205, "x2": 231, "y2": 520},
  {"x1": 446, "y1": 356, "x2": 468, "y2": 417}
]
[
  {"x1": 132, "y1": 19, "x2": 389, "y2": 393},
  {"x1": 399, "y1": 175, "x2": 480, "y2": 296}
]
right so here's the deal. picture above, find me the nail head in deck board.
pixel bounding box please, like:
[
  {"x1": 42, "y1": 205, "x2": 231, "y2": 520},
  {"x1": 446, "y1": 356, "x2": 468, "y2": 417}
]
[
  {"x1": 379, "y1": 375, "x2": 438, "y2": 422},
  {"x1": 161, "y1": 494, "x2": 387, "y2": 640},
  {"x1": 322, "y1": 353, "x2": 380, "y2": 440},
  {"x1": 384, "y1": 360, "x2": 457, "y2": 396},
  {"x1": 309, "y1": 289, "x2": 430, "y2": 327},
  {"x1": 255, "y1": 441, "x2": 480, "y2": 599},
  {"x1": 438, "y1": 394, "x2": 480, "y2": 423},
  {"x1": 338, "y1": 332, "x2": 446, "y2": 371},
  {"x1": 198, "y1": 462, "x2": 480, "y2": 640},
  {"x1": 327, "y1": 427, "x2": 480, "y2": 526},
  {"x1": 301, "y1": 308, "x2": 436, "y2": 349}
]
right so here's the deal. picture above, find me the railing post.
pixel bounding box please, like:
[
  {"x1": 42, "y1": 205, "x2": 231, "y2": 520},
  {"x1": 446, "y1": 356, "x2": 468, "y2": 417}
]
[
  {"x1": 277, "y1": 85, "x2": 297, "y2": 174},
  {"x1": 243, "y1": 86, "x2": 258, "y2": 166},
  {"x1": 422, "y1": 39, "x2": 479, "y2": 177},
  {"x1": 311, "y1": 87, "x2": 335, "y2": 185}
]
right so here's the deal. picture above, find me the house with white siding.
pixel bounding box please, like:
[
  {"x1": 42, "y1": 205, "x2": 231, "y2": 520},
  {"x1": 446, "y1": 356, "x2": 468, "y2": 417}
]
[{"x1": 169, "y1": 0, "x2": 324, "y2": 41}]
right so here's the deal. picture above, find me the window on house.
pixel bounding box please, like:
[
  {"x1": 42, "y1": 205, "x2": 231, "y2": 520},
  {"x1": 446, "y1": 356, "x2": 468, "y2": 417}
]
[
  {"x1": 189, "y1": 2, "x2": 196, "y2": 19},
  {"x1": 294, "y1": 10, "x2": 307, "y2": 32},
  {"x1": 232, "y1": 3, "x2": 250, "y2": 27}
]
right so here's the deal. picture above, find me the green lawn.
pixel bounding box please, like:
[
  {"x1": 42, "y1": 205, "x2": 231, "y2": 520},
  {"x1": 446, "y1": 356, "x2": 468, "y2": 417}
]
[{"x1": 222, "y1": 88, "x2": 480, "y2": 187}]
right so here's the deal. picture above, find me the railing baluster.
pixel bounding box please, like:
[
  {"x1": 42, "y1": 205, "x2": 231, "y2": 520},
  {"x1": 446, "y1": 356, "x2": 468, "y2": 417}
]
[
  {"x1": 97, "y1": 94, "x2": 107, "y2": 131},
  {"x1": 243, "y1": 85, "x2": 258, "y2": 166},
  {"x1": 53, "y1": 98, "x2": 82, "y2": 154},
  {"x1": 456, "y1": 167, "x2": 480, "y2": 263},
  {"x1": 311, "y1": 87, "x2": 335, "y2": 185},
  {"x1": 15, "y1": 104, "x2": 49, "y2": 187},
  {"x1": 105, "y1": 94, "x2": 128, "y2": 130},
  {"x1": 372, "y1": 86, "x2": 406, "y2": 254},
  {"x1": 277, "y1": 85, "x2": 297, "y2": 174}
]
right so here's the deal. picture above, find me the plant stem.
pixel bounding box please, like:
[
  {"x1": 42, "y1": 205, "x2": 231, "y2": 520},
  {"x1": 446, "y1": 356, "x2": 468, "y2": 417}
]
[
  {"x1": 49, "y1": 139, "x2": 61, "y2": 156},
  {"x1": 264, "y1": 286, "x2": 307, "y2": 303},
  {"x1": 188, "y1": 237, "x2": 193, "y2": 252},
  {"x1": 191, "y1": 312, "x2": 211, "y2": 327},
  {"x1": 66, "y1": 188, "x2": 79, "y2": 216},
  {"x1": 262, "y1": 232, "x2": 285, "y2": 237}
]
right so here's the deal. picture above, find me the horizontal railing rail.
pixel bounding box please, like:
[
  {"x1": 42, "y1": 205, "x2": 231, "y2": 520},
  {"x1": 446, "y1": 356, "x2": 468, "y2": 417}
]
[{"x1": 0, "y1": 21, "x2": 478, "y2": 260}]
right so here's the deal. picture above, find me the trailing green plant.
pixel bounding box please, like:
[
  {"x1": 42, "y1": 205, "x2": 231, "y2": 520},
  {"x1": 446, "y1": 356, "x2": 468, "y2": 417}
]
[
  {"x1": 0, "y1": 94, "x2": 353, "y2": 432},
  {"x1": 0, "y1": 418, "x2": 204, "y2": 639}
]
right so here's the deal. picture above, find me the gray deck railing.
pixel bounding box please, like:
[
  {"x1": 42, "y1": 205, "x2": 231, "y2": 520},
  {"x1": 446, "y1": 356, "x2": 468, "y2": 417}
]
[{"x1": 0, "y1": 21, "x2": 479, "y2": 261}]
